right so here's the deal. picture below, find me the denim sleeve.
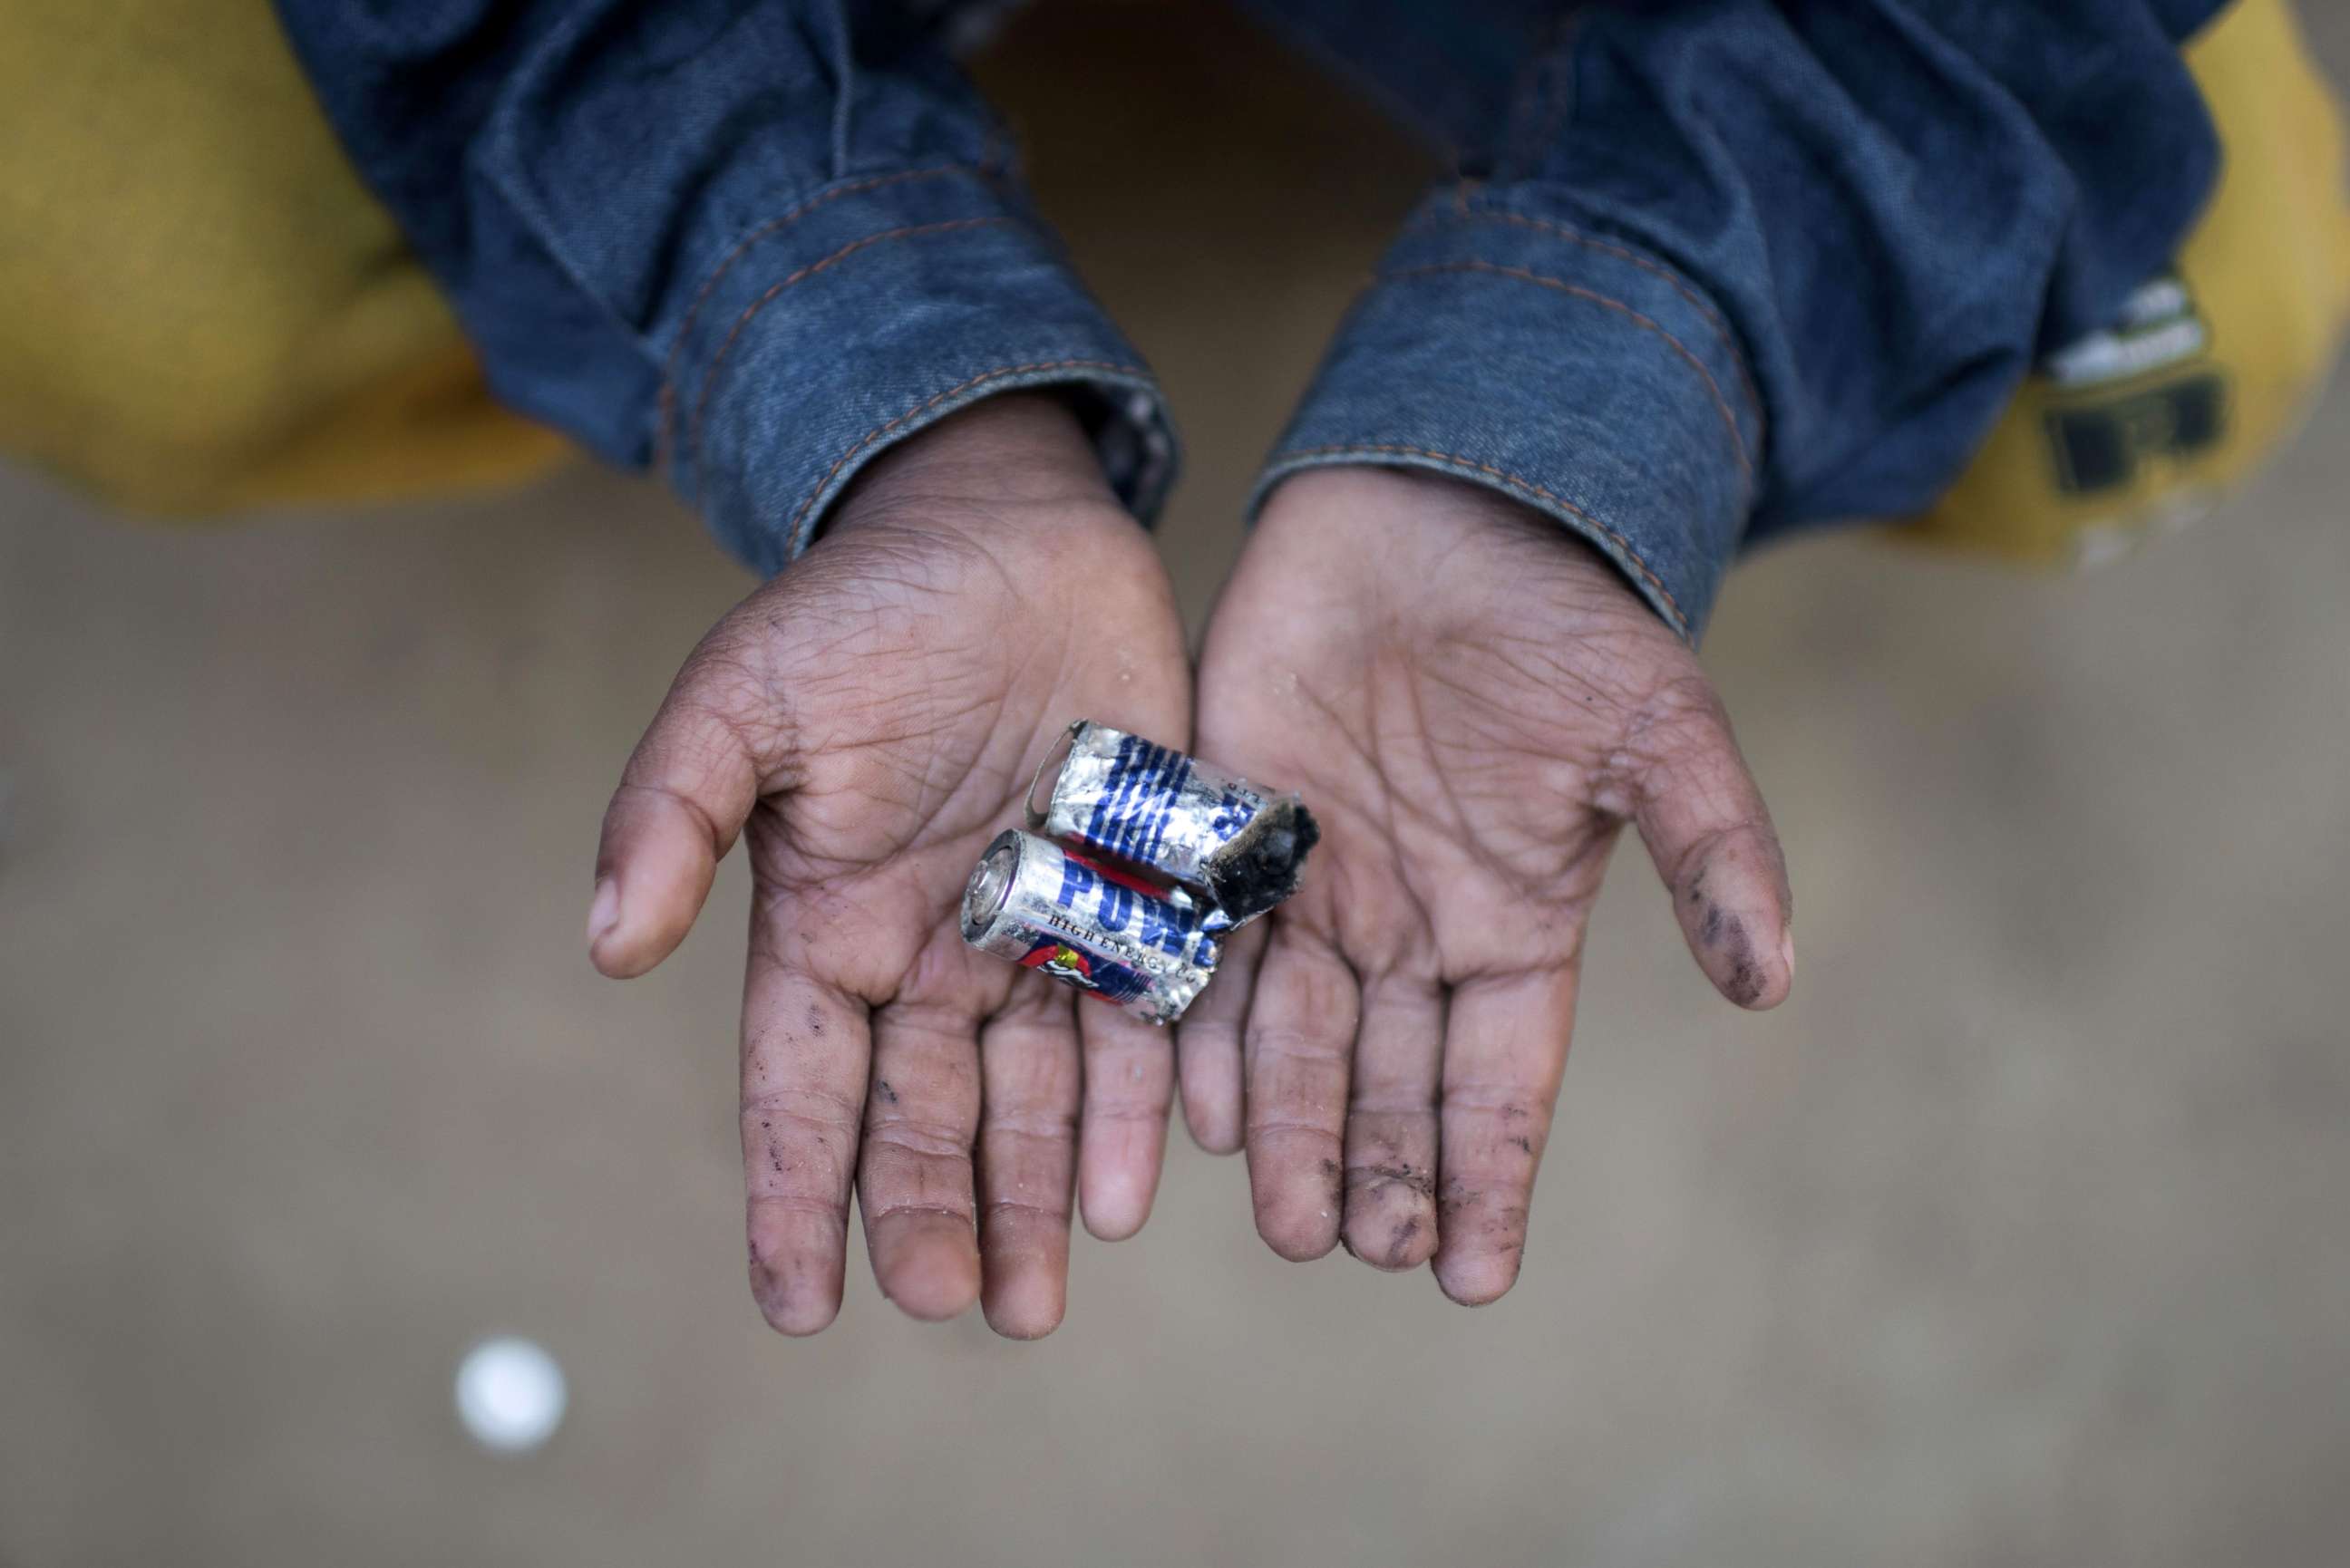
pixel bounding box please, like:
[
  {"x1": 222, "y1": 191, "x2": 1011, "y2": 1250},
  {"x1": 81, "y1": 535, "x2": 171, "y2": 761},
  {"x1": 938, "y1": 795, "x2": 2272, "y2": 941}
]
[
  {"x1": 1258, "y1": 0, "x2": 2226, "y2": 642},
  {"x1": 272, "y1": 1, "x2": 1173, "y2": 573}
]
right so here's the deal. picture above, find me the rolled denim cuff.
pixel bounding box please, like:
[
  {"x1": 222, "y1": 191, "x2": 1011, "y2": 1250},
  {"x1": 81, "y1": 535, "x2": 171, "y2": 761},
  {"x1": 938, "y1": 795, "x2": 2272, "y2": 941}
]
[
  {"x1": 1255, "y1": 192, "x2": 1767, "y2": 643},
  {"x1": 662, "y1": 166, "x2": 1175, "y2": 575}
]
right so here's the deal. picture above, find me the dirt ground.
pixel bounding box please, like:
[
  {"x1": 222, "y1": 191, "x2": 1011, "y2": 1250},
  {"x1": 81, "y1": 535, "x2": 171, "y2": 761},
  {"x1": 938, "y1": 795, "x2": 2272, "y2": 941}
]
[{"x1": 5, "y1": 5, "x2": 2347, "y2": 1564}]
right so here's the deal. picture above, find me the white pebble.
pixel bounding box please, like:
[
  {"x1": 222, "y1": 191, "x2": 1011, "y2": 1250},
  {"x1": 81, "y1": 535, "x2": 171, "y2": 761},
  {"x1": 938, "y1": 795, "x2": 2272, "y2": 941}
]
[{"x1": 455, "y1": 1336, "x2": 567, "y2": 1454}]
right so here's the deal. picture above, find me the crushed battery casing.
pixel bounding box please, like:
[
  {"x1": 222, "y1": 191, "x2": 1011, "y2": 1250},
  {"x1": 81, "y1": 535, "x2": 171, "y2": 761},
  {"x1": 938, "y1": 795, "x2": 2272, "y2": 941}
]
[
  {"x1": 961, "y1": 828, "x2": 1227, "y2": 1025},
  {"x1": 1030, "y1": 720, "x2": 1318, "y2": 924}
]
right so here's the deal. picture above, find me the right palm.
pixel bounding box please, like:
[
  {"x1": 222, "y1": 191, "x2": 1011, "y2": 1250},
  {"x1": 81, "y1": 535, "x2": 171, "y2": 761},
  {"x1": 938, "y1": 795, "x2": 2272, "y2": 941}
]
[{"x1": 588, "y1": 397, "x2": 1192, "y2": 1338}]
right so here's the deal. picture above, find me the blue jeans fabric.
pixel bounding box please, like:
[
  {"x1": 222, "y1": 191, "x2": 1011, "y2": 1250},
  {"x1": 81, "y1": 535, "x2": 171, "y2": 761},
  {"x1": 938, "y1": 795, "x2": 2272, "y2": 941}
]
[{"x1": 276, "y1": 0, "x2": 2226, "y2": 639}]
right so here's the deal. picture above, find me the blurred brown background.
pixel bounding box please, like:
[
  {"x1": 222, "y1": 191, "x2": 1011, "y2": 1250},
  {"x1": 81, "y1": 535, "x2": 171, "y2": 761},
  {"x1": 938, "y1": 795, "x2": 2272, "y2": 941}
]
[{"x1": 4, "y1": 3, "x2": 2346, "y2": 1564}]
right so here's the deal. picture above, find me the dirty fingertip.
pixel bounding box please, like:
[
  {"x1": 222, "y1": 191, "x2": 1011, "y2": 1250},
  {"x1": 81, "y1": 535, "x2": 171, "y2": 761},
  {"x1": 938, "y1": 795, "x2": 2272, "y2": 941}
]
[
  {"x1": 1677, "y1": 854, "x2": 1795, "y2": 1011},
  {"x1": 747, "y1": 1234, "x2": 843, "y2": 1337},
  {"x1": 751, "y1": 1270, "x2": 840, "y2": 1337},
  {"x1": 1250, "y1": 1153, "x2": 1345, "y2": 1262},
  {"x1": 1342, "y1": 1179, "x2": 1438, "y2": 1273}
]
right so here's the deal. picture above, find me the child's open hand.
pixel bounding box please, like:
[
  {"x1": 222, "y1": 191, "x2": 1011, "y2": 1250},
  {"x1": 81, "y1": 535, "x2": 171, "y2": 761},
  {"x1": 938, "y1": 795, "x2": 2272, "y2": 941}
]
[
  {"x1": 1180, "y1": 468, "x2": 1794, "y2": 1302},
  {"x1": 588, "y1": 396, "x2": 1190, "y2": 1338}
]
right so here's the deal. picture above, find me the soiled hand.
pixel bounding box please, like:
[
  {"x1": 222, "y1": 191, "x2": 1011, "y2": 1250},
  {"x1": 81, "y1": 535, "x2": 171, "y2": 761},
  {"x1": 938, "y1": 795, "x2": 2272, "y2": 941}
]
[
  {"x1": 1180, "y1": 467, "x2": 1793, "y2": 1302},
  {"x1": 588, "y1": 396, "x2": 1190, "y2": 1337}
]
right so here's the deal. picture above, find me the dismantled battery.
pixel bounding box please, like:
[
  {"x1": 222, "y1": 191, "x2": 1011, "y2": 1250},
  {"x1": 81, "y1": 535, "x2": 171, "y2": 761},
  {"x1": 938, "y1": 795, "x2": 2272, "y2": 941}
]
[
  {"x1": 1028, "y1": 720, "x2": 1319, "y2": 924},
  {"x1": 966, "y1": 721, "x2": 1318, "y2": 1024},
  {"x1": 961, "y1": 828, "x2": 1228, "y2": 1026}
]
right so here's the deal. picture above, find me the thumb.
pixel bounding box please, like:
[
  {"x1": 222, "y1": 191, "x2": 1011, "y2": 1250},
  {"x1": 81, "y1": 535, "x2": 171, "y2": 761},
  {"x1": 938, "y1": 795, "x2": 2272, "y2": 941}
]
[
  {"x1": 589, "y1": 649, "x2": 771, "y2": 979},
  {"x1": 1622, "y1": 676, "x2": 1795, "y2": 1011}
]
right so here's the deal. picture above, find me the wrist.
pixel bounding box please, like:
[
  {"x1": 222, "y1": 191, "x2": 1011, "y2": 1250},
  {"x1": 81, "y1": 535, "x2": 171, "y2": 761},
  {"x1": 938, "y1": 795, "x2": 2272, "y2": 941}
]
[
  {"x1": 830, "y1": 393, "x2": 1122, "y2": 534},
  {"x1": 1258, "y1": 462, "x2": 1609, "y2": 570},
  {"x1": 1248, "y1": 462, "x2": 1664, "y2": 644},
  {"x1": 1251, "y1": 189, "x2": 1763, "y2": 644}
]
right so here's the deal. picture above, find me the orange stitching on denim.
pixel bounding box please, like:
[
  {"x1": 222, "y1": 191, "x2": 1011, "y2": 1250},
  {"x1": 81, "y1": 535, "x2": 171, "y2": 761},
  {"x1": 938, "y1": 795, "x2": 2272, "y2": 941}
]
[
  {"x1": 1272, "y1": 441, "x2": 1695, "y2": 639},
  {"x1": 655, "y1": 163, "x2": 983, "y2": 466},
  {"x1": 1382, "y1": 259, "x2": 1756, "y2": 484},
  {"x1": 686, "y1": 217, "x2": 1013, "y2": 495},
  {"x1": 782, "y1": 359, "x2": 1149, "y2": 552},
  {"x1": 1438, "y1": 204, "x2": 1766, "y2": 432}
]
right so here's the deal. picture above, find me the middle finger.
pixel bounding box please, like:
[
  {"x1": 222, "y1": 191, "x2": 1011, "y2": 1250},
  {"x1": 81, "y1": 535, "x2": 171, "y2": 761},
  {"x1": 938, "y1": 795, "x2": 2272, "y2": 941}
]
[
  {"x1": 1242, "y1": 919, "x2": 1362, "y2": 1261},
  {"x1": 976, "y1": 978, "x2": 1083, "y2": 1338},
  {"x1": 859, "y1": 982, "x2": 985, "y2": 1322}
]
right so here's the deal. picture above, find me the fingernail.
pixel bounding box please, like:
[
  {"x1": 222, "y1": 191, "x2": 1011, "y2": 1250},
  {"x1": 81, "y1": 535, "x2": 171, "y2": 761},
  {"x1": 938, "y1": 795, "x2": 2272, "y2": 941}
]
[
  {"x1": 1779, "y1": 927, "x2": 1797, "y2": 984},
  {"x1": 588, "y1": 877, "x2": 621, "y2": 950}
]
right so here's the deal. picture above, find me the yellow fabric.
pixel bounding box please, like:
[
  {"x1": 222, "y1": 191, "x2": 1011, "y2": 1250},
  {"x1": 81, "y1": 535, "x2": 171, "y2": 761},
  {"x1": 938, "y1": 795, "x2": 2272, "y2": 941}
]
[
  {"x1": 0, "y1": 3, "x2": 565, "y2": 513},
  {"x1": 1912, "y1": 0, "x2": 2350, "y2": 564}
]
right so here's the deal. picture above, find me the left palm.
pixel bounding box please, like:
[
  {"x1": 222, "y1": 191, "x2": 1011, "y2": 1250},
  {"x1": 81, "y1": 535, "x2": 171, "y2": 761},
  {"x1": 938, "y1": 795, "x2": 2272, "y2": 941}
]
[{"x1": 1179, "y1": 467, "x2": 1794, "y2": 1302}]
